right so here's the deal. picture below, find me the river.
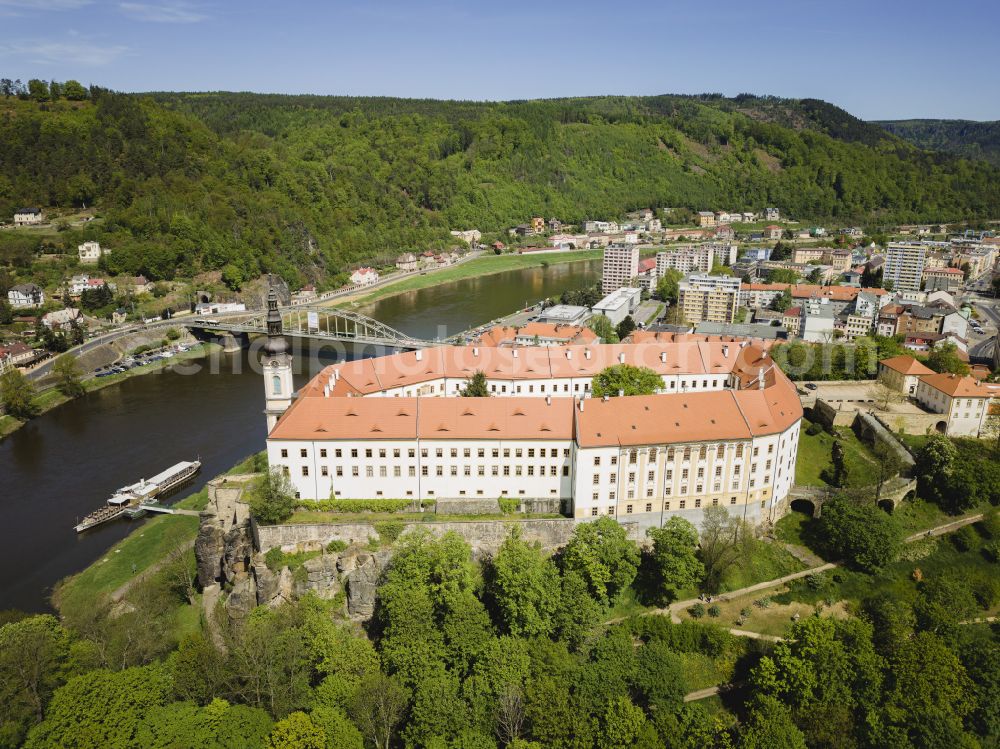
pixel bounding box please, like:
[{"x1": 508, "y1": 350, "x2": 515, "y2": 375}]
[{"x1": 0, "y1": 260, "x2": 599, "y2": 612}]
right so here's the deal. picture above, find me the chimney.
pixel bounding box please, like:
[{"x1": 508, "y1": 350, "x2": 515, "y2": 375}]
[
  {"x1": 761, "y1": 350, "x2": 768, "y2": 359},
  {"x1": 415, "y1": 349, "x2": 423, "y2": 361},
  {"x1": 585, "y1": 350, "x2": 592, "y2": 360},
  {"x1": 722, "y1": 345, "x2": 729, "y2": 357},
  {"x1": 617, "y1": 389, "x2": 624, "y2": 397},
  {"x1": 513, "y1": 349, "x2": 519, "y2": 358},
  {"x1": 546, "y1": 395, "x2": 551, "y2": 405},
  {"x1": 618, "y1": 353, "x2": 625, "y2": 364},
  {"x1": 578, "y1": 399, "x2": 585, "y2": 412},
  {"x1": 604, "y1": 394, "x2": 610, "y2": 401},
  {"x1": 323, "y1": 385, "x2": 329, "y2": 397},
  {"x1": 660, "y1": 352, "x2": 667, "y2": 363},
  {"x1": 758, "y1": 368, "x2": 765, "y2": 390},
  {"x1": 566, "y1": 350, "x2": 572, "y2": 359},
  {"x1": 473, "y1": 347, "x2": 479, "y2": 356}
]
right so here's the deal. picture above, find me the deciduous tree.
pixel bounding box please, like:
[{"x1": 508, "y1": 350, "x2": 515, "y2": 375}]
[
  {"x1": 591, "y1": 364, "x2": 661, "y2": 398},
  {"x1": 646, "y1": 518, "x2": 704, "y2": 601},
  {"x1": 0, "y1": 369, "x2": 37, "y2": 420}
]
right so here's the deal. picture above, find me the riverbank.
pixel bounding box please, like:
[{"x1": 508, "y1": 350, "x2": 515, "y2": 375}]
[
  {"x1": 331, "y1": 249, "x2": 608, "y2": 307},
  {"x1": 0, "y1": 342, "x2": 221, "y2": 441}
]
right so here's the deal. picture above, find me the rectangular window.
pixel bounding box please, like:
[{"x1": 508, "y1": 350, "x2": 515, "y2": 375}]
[
  {"x1": 648, "y1": 471, "x2": 655, "y2": 482},
  {"x1": 352, "y1": 466, "x2": 359, "y2": 477},
  {"x1": 280, "y1": 449, "x2": 288, "y2": 458},
  {"x1": 379, "y1": 449, "x2": 386, "y2": 458},
  {"x1": 351, "y1": 449, "x2": 358, "y2": 458},
  {"x1": 409, "y1": 449, "x2": 416, "y2": 458},
  {"x1": 503, "y1": 466, "x2": 510, "y2": 476},
  {"x1": 594, "y1": 456, "x2": 601, "y2": 466},
  {"x1": 610, "y1": 456, "x2": 617, "y2": 465},
  {"x1": 394, "y1": 449, "x2": 401, "y2": 458},
  {"x1": 679, "y1": 500, "x2": 686, "y2": 509},
  {"x1": 379, "y1": 466, "x2": 387, "y2": 477},
  {"x1": 731, "y1": 497, "x2": 737, "y2": 505},
  {"x1": 365, "y1": 449, "x2": 372, "y2": 458},
  {"x1": 528, "y1": 449, "x2": 535, "y2": 458},
  {"x1": 610, "y1": 473, "x2": 617, "y2": 483},
  {"x1": 336, "y1": 467, "x2": 343, "y2": 477},
  {"x1": 394, "y1": 466, "x2": 401, "y2": 477},
  {"x1": 591, "y1": 507, "x2": 598, "y2": 516},
  {"x1": 366, "y1": 466, "x2": 374, "y2": 478},
  {"x1": 450, "y1": 466, "x2": 458, "y2": 476},
  {"x1": 336, "y1": 449, "x2": 343, "y2": 458},
  {"x1": 626, "y1": 505, "x2": 633, "y2": 514},
  {"x1": 421, "y1": 466, "x2": 428, "y2": 476},
  {"x1": 436, "y1": 466, "x2": 443, "y2": 476},
  {"x1": 301, "y1": 466, "x2": 309, "y2": 476},
  {"x1": 478, "y1": 448, "x2": 485, "y2": 458},
  {"x1": 451, "y1": 448, "x2": 458, "y2": 458},
  {"x1": 320, "y1": 449, "x2": 327, "y2": 458},
  {"x1": 492, "y1": 466, "x2": 499, "y2": 476},
  {"x1": 664, "y1": 502, "x2": 670, "y2": 510},
  {"x1": 300, "y1": 449, "x2": 307, "y2": 458},
  {"x1": 645, "y1": 503, "x2": 652, "y2": 512}
]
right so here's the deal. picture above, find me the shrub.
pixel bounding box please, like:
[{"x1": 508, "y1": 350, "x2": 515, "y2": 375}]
[
  {"x1": 306, "y1": 499, "x2": 411, "y2": 514},
  {"x1": 264, "y1": 548, "x2": 285, "y2": 572},
  {"x1": 806, "y1": 422, "x2": 824, "y2": 436},
  {"x1": 688, "y1": 603, "x2": 705, "y2": 618},
  {"x1": 951, "y1": 525, "x2": 979, "y2": 552},
  {"x1": 985, "y1": 540, "x2": 1000, "y2": 563},
  {"x1": 740, "y1": 607, "x2": 752, "y2": 618},
  {"x1": 165, "y1": 328, "x2": 180, "y2": 341},
  {"x1": 753, "y1": 597, "x2": 771, "y2": 609},
  {"x1": 971, "y1": 574, "x2": 1000, "y2": 610},
  {"x1": 325, "y1": 539, "x2": 348, "y2": 554},
  {"x1": 498, "y1": 497, "x2": 520, "y2": 514},
  {"x1": 374, "y1": 521, "x2": 405, "y2": 545},
  {"x1": 806, "y1": 572, "x2": 828, "y2": 590},
  {"x1": 708, "y1": 604, "x2": 721, "y2": 618}
]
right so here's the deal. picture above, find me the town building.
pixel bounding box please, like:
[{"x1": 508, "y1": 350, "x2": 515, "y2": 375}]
[
  {"x1": 0, "y1": 342, "x2": 36, "y2": 372},
  {"x1": 792, "y1": 247, "x2": 825, "y2": 265},
  {"x1": 77, "y1": 241, "x2": 106, "y2": 264},
  {"x1": 13, "y1": 207, "x2": 43, "y2": 226},
  {"x1": 782, "y1": 308, "x2": 801, "y2": 337},
  {"x1": 42, "y1": 308, "x2": 81, "y2": 330},
  {"x1": 350, "y1": 268, "x2": 380, "y2": 286},
  {"x1": 764, "y1": 225, "x2": 783, "y2": 240},
  {"x1": 921, "y1": 267, "x2": 964, "y2": 293},
  {"x1": 395, "y1": 253, "x2": 418, "y2": 271},
  {"x1": 601, "y1": 245, "x2": 639, "y2": 294},
  {"x1": 655, "y1": 247, "x2": 712, "y2": 276},
  {"x1": 914, "y1": 373, "x2": 993, "y2": 437},
  {"x1": 264, "y1": 340, "x2": 803, "y2": 529},
  {"x1": 877, "y1": 355, "x2": 935, "y2": 396},
  {"x1": 678, "y1": 275, "x2": 740, "y2": 324},
  {"x1": 696, "y1": 212, "x2": 716, "y2": 227},
  {"x1": 536, "y1": 305, "x2": 592, "y2": 327},
  {"x1": 593, "y1": 287, "x2": 642, "y2": 326},
  {"x1": 7, "y1": 283, "x2": 44, "y2": 309},
  {"x1": 883, "y1": 243, "x2": 927, "y2": 292},
  {"x1": 799, "y1": 298, "x2": 836, "y2": 342},
  {"x1": 765, "y1": 208, "x2": 780, "y2": 221}
]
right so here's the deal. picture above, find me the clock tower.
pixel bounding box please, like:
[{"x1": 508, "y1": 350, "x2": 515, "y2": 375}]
[{"x1": 262, "y1": 284, "x2": 293, "y2": 432}]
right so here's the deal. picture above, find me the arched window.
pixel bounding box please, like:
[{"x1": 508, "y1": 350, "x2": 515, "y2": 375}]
[{"x1": 272, "y1": 375, "x2": 281, "y2": 395}]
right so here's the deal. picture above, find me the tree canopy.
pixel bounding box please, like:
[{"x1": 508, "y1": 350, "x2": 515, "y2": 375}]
[{"x1": 591, "y1": 364, "x2": 662, "y2": 398}]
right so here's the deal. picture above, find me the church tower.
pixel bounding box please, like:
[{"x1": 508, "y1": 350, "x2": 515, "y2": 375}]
[{"x1": 262, "y1": 284, "x2": 293, "y2": 432}]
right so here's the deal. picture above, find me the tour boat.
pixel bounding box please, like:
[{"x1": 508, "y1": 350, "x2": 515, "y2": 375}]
[{"x1": 73, "y1": 460, "x2": 201, "y2": 533}]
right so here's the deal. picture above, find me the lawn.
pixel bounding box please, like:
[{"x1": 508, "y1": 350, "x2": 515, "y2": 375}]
[
  {"x1": 795, "y1": 420, "x2": 877, "y2": 487},
  {"x1": 716, "y1": 539, "x2": 805, "y2": 593},
  {"x1": 680, "y1": 585, "x2": 850, "y2": 638},
  {"x1": 53, "y1": 513, "x2": 200, "y2": 613},
  {"x1": 774, "y1": 511, "x2": 811, "y2": 547},
  {"x1": 679, "y1": 651, "x2": 736, "y2": 692}
]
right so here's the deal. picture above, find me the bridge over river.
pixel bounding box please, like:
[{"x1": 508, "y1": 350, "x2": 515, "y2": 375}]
[{"x1": 184, "y1": 305, "x2": 469, "y2": 349}]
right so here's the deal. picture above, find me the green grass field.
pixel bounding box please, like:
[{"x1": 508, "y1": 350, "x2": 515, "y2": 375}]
[
  {"x1": 794, "y1": 420, "x2": 877, "y2": 487},
  {"x1": 336, "y1": 249, "x2": 606, "y2": 307}
]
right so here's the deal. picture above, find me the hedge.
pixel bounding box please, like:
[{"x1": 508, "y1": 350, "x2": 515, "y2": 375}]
[{"x1": 298, "y1": 499, "x2": 412, "y2": 514}]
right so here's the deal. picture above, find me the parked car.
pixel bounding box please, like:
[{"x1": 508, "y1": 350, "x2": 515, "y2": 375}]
[{"x1": 804, "y1": 383, "x2": 818, "y2": 390}]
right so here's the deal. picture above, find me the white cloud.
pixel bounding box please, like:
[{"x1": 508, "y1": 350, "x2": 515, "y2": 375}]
[
  {"x1": 118, "y1": 1, "x2": 207, "y2": 22},
  {"x1": 0, "y1": 39, "x2": 129, "y2": 66}
]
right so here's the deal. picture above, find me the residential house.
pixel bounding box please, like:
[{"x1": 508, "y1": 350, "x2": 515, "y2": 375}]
[
  {"x1": 7, "y1": 284, "x2": 44, "y2": 309},
  {"x1": 450, "y1": 229, "x2": 482, "y2": 244},
  {"x1": 547, "y1": 218, "x2": 562, "y2": 232},
  {"x1": 0, "y1": 342, "x2": 37, "y2": 371},
  {"x1": 782, "y1": 307, "x2": 801, "y2": 337},
  {"x1": 396, "y1": 253, "x2": 418, "y2": 271},
  {"x1": 78, "y1": 241, "x2": 106, "y2": 264},
  {"x1": 792, "y1": 247, "x2": 825, "y2": 265},
  {"x1": 350, "y1": 268, "x2": 380, "y2": 286},
  {"x1": 742, "y1": 247, "x2": 772, "y2": 262},
  {"x1": 530, "y1": 217, "x2": 545, "y2": 234},
  {"x1": 635, "y1": 258, "x2": 657, "y2": 291},
  {"x1": 765, "y1": 207, "x2": 780, "y2": 221},
  {"x1": 876, "y1": 304, "x2": 903, "y2": 337},
  {"x1": 678, "y1": 275, "x2": 741, "y2": 324},
  {"x1": 714, "y1": 225, "x2": 735, "y2": 241},
  {"x1": 42, "y1": 308, "x2": 81, "y2": 330},
  {"x1": 878, "y1": 355, "x2": 935, "y2": 396},
  {"x1": 800, "y1": 298, "x2": 836, "y2": 342},
  {"x1": 13, "y1": 207, "x2": 43, "y2": 226},
  {"x1": 697, "y1": 211, "x2": 716, "y2": 227},
  {"x1": 764, "y1": 225, "x2": 783, "y2": 240}
]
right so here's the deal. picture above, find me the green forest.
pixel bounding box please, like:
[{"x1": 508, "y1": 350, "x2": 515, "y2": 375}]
[
  {"x1": 2, "y1": 85, "x2": 1000, "y2": 288},
  {"x1": 877, "y1": 119, "x2": 1000, "y2": 167}
]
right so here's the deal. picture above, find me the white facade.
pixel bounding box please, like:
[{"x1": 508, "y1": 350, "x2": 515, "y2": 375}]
[
  {"x1": 13, "y1": 208, "x2": 42, "y2": 226},
  {"x1": 350, "y1": 268, "x2": 380, "y2": 286},
  {"x1": 7, "y1": 284, "x2": 44, "y2": 309},
  {"x1": 593, "y1": 287, "x2": 642, "y2": 326},
  {"x1": 601, "y1": 245, "x2": 639, "y2": 294},
  {"x1": 800, "y1": 299, "x2": 836, "y2": 342},
  {"x1": 914, "y1": 378, "x2": 990, "y2": 437},
  {"x1": 78, "y1": 241, "x2": 105, "y2": 264},
  {"x1": 884, "y1": 243, "x2": 927, "y2": 292}
]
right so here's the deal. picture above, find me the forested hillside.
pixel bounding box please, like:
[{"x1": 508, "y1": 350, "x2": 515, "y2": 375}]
[
  {"x1": 3, "y1": 86, "x2": 1000, "y2": 287},
  {"x1": 876, "y1": 119, "x2": 1000, "y2": 167}
]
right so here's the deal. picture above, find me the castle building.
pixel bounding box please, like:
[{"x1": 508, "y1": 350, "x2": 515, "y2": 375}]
[{"x1": 264, "y1": 340, "x2": 803, "y2": 529}]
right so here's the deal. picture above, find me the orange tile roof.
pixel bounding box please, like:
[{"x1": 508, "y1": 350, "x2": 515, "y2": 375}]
[
  {"x1": 919, "y1": 373, "x2": 992, "y2": 398},
  {"x1": 879, "y1": 355, "x2": 935, "y2": 376},
  {"x1": 741, "y1": 283, "x2": 886, "y2": 301},
  {"x1": 477, "y1": 323, "x2": 598, "y2": 347}
]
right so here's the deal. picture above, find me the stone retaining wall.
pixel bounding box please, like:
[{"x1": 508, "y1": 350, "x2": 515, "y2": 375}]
[{"x1": 256, "y1": 518, "x2": 643, "y2": 557}]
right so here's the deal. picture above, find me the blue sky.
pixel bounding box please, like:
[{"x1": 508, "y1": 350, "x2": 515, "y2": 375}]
[{"x1": 1, "y1": 0, "x2": 998, "y2": 120}]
